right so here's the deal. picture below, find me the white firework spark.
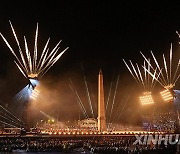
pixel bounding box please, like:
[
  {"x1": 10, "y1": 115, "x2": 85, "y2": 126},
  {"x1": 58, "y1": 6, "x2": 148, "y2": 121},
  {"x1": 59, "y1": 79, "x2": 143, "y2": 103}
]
[
  {"x1": 123, "y1": 59, "x2": 160, "y2": 91},
  {"x1": 141, "y1": 44, "x2": 180, "y2": 89},
  {"x1": 0, "y1": 21, "x2": 68, "y2": 79}
]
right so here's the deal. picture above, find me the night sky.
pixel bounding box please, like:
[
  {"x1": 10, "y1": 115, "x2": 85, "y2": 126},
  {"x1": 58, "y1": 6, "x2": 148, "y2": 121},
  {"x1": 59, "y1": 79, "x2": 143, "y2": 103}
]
[{"x1": 0, "y1": 1, "x2": 179, "y2": 125}]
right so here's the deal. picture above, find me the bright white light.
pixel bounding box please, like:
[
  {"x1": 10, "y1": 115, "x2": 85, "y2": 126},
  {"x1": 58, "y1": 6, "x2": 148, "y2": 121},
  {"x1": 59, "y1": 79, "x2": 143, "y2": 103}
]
[
  {"x1": 139, "y1": 92, "x2": 154, "y2": 105},
  {"x1": 141, "y1": 45, "x2": 180, "y2": 89},
  {"x1": 160, "y1": 88, "x2": 173, "y2": 102},
  {"x1": 29, "y1": 79, "x2": 39, "y2": 87},
  {"x1": 30, "y1": 89, "x2": 39, "y2": 100},
  {"x1": 29, "y1": 80, "x2": 40, "y2": 100},
  {"x1": 0, "y1": 21, "x2": 68, "y2": 79}
]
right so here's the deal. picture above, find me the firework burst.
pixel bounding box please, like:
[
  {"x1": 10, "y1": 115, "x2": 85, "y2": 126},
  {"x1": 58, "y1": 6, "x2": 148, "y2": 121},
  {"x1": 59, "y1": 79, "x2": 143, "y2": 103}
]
[
  {"x1": 123, "y1": 59, "x2": 160, "y2": 91},
  {"x1": 123, "y1": 58, "x2": 160, "y2": 105},
  {"x1": 0, "y1": 21, "x2": 68, "y2": 80},
  {"x1": 140, "y1": 44, "x2": 180, "y2": 90}
]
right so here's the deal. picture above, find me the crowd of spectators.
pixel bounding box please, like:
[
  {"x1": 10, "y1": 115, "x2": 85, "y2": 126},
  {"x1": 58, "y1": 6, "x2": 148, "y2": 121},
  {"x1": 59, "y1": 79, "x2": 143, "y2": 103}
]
[
  {"x1": 152, "y1": 112, "x2": 177, "y2": 132},
  {"x1": 36, "y1": 111, "x2": 178, "y2": 134},
  {"x1": 0, "y1": 136, "x2": 177, "y2": 153},
  {"x1": 109, "y1": 124, "x2": 143, "y2": 132},
  {"x1": 142, "y1": 111, "x2": 177, "y2": 133},
  {"x1": 0, "y1": 112, "x2": 178, "y2": 153}
]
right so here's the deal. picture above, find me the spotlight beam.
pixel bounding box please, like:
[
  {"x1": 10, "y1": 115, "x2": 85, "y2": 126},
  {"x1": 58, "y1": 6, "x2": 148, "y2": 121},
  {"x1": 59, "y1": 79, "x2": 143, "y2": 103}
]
[
  {"x1": 112, "y1": 97, "x2": 126, "y2": 123},
  {"x1": 106, "y1": 80, "x2": 112, "y2": 113},
  {"x1": 81, "y1": 63, "x2": 94, "y2": 118},
  {"x1": 0, "y1": 104, "x2": 21, "y2": 123},
  {"x1": 0, "y1": 114, "x2": 21, "y2": 127},
  {"x1": 69, "y1": 79, "x2": 89, "y2": 119},
  {"x1": 109, "y1": 75, "x2": 119, "y2": 123},
  {"x1": 0, "y1": 110, "x2": 21, "y2": 126},
  {"x1": 0, "y1": 120, "x2": 17, "y2": 128},
  {"x1": 116, "y1": 93, "x2": 131, "y2": 122},
  {"x1": 40, "y1": 111, "x2": 54, "y2": 120}
]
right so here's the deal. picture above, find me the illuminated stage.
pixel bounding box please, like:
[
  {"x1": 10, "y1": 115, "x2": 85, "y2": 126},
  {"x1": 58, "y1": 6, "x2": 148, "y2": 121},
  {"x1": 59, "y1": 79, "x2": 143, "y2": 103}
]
[
  {"x1": 0, "y1": 22, "x2": 179, "y2": 138},
  {"x1": 40, "y1": 131, "x2": 165, "y2": 137},
  {"x1": 0, "y1": 130, "x2": 165, "y2": 138}
]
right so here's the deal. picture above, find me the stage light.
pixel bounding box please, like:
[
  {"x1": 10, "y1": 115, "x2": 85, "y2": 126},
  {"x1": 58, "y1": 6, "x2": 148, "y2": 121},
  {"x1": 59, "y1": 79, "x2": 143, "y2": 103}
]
[
  {"x1": 160, "y1": 88, "x2": 173, "y2": 102},
  {"x1": 139, "y1": 92, "x2": 154, "y2": 105},
  {"x1": 29, "y1": 80, "x2": 40, "y2": 100}
]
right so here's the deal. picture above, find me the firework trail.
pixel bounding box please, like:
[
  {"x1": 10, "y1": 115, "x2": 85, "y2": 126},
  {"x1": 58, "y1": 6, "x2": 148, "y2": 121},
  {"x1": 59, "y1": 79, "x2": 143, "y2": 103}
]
[
  {"x1": 123, "y1": 59, "x2": 160, "y2": 91},
  {"x1": 0, "y1": 21, "x2": 68, "y2": 79},
  {"x1": 0, "y1": 21, "x2": 68, "y2": 104},
  {"x1": 141, "y1": 44, "x2": 180, "y2": 89}
]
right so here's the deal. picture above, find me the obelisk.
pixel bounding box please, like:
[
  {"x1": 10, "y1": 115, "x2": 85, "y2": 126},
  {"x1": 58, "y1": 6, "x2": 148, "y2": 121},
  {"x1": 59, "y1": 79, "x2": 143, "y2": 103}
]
[{"x1": 98, "y1": 69, "x2": 107, "y2": 132}]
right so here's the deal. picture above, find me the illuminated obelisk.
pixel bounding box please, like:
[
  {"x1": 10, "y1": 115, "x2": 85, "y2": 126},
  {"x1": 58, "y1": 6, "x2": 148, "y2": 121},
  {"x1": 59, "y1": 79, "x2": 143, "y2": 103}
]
[{"x1": 98, "y1": 69, "x2": 107, "y2": 132}]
